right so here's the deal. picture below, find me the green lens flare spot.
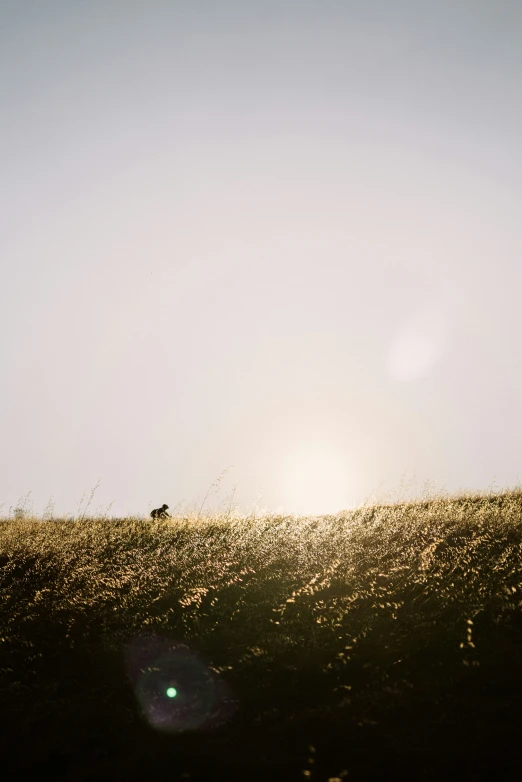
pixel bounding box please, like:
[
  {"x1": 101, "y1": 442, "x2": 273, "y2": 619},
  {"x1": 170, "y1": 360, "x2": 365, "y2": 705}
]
[{"x1": 166, "y1": 687, "x2": 177, "y2": 698}]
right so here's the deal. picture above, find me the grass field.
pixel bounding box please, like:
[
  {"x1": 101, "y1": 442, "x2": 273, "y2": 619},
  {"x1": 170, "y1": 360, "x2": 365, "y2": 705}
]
[{"x1": 2, "y1": 492, "x2": 522, "y2": 781}]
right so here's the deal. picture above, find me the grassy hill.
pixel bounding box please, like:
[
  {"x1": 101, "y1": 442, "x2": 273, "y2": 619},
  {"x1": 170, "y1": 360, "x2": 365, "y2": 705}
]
[{"x1": 2, "y1": 492, "x2": 522, "y2": 781}]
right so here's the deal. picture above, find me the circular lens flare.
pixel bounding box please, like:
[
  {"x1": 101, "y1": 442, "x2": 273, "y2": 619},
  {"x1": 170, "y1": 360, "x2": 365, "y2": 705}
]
[{"x1": 125, "y1": 635, "x2": 238, "y2": 733}]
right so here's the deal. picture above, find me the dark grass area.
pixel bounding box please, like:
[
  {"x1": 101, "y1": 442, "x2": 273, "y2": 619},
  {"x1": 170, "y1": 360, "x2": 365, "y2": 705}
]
[{"x1": 2, "y1": 493, "x2": 522, "y2": 780}]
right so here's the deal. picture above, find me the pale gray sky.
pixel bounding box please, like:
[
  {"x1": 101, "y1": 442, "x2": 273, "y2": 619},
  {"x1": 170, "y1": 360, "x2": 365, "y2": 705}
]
[{"x1": 2, "y1": 1, "x2": 522, "y2": 517}]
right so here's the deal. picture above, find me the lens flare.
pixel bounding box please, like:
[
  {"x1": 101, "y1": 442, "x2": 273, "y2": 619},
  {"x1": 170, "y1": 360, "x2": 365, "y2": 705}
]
[{"x1": 125, "y1": 635, "x2": 238, "y2": 733}]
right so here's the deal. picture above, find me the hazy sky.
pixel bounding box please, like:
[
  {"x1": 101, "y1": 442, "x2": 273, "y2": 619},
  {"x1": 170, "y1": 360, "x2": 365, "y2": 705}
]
[{"x1": 2, "y1": 1, "x2": 522, "y2": 517}]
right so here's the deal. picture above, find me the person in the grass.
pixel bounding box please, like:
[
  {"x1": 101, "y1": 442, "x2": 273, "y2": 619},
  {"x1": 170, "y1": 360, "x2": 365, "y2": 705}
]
[{"x1": 151, "y1": 503, "x2": 170, "y2": 519}]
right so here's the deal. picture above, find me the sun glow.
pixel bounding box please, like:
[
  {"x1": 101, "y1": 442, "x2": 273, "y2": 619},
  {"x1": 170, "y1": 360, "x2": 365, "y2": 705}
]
[{"x1": 280, "y1": 446, "x2": 353, "y2": 516}]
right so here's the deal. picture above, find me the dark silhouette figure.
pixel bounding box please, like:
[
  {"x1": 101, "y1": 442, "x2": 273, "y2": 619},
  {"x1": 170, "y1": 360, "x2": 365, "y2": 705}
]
[{"x1": 151, "y1": 503, "x2": 170, "y2": 519}]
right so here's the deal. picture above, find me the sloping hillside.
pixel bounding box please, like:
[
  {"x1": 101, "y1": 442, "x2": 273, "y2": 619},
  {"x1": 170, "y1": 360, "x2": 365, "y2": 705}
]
[{"x1": 2, "y1": 493, "x2": 522, "y2": 780}]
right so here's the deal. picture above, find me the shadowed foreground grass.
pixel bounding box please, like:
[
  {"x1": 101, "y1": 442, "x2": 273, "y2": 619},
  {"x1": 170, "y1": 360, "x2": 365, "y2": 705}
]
[{"x1": 2, "y1": 492, "x2": 522, "y2": 781}]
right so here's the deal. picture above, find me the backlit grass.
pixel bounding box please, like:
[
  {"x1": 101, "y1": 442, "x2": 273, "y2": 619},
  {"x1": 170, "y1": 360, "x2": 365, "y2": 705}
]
[{"x1": 2, "y1": 491, "x2": 522, "y2": 780}]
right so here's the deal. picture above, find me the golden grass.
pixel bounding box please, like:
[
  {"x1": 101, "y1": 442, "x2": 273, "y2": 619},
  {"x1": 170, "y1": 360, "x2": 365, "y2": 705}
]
[{"x1": 2, "y1": 490, "x2": 522, "y2": 779}]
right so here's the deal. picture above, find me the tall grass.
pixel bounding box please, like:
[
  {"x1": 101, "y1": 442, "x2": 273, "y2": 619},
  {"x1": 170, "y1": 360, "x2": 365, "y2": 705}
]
[{"x1": 2, "y1": 491, "x2": 522, "y2": 780}]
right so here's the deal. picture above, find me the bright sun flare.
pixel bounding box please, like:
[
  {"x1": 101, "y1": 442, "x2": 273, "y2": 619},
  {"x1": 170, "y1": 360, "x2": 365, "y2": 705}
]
[{"x1": 280, "y1": 447, "x2": 352, "y2": 516}]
